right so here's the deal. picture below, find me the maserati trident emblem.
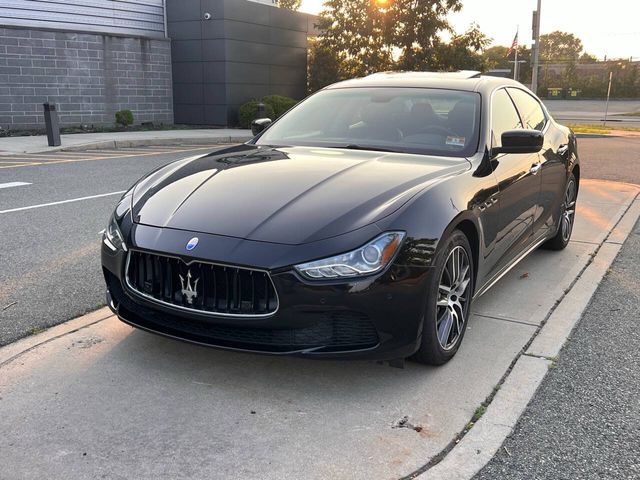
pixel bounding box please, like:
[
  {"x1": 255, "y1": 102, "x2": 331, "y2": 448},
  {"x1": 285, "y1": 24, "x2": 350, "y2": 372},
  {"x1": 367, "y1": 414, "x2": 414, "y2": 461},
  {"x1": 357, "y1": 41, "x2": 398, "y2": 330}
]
[
  {"x1": 186, "y1": 237, "x2": 199, "y2": 251},
  {"x1": 179, "y1": 270, "x2": 199, "y2": 305}
]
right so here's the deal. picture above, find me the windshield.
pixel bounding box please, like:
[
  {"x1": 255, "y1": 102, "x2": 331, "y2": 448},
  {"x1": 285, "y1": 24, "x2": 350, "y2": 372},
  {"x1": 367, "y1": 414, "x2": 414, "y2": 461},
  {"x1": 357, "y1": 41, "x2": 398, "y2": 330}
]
[{"x1": 255, "y1": 87, "x2": 481, "y2": 157}]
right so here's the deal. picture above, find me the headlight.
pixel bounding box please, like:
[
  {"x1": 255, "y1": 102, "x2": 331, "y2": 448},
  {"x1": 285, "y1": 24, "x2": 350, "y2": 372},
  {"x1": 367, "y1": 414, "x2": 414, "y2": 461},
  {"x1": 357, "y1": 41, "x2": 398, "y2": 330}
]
[
  {"x1": 103, "y1": 215, "x2": 127, "y2": 252},
  {"x1": 295, "y1": 232, "x2": 405, "y2": 280}
]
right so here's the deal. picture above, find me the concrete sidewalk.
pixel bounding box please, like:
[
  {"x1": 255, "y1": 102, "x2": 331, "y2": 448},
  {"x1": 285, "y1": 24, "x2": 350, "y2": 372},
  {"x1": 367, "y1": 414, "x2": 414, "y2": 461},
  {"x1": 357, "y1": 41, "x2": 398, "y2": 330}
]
[
  {"x1": 0, "y1": 129, "x2": 253, "y2": 155},
  {"x1": 0, "y1": 179, "x2": 638, "y2": 480}
]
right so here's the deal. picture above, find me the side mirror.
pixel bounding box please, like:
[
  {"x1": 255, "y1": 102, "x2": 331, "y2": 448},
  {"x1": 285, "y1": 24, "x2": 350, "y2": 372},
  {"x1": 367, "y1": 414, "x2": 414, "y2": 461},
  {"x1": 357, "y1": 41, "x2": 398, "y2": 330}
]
[
  {"x1": 492, "y1": 129, "x2": 543, "y2": 155},
  {"x1": 251, "y1": 118, "x2": 272, "y2": 136}
]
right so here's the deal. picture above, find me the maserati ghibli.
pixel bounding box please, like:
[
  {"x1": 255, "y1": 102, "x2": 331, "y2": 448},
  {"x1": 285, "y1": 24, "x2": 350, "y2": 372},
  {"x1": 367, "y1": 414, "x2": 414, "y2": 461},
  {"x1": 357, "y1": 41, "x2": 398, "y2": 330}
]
[{"x1": 101, "y1": 71, "x2": 579, "y2": 365}]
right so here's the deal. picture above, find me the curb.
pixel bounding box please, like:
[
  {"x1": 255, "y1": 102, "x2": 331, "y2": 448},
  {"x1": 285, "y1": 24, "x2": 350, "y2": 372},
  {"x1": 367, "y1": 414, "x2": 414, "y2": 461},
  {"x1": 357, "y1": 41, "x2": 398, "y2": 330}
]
[
  {"x1": 574, "y1": 132, "x2": 640, "y2": 139},
  {"x1": 423, "y1": 355, "x2": 550, "y2": 480},
  {"x1": 36, "y1": 135, "x2": 252, "y2": 154},
  {"x1": 0, "y1": 307, "x2": 113, "y2": 368},
  {"x1": 417, "y1": 194, "x2": 640, "y2": 479},
  {"x1": 574, "y1": 133, "x2": 612, "y2": 139}
]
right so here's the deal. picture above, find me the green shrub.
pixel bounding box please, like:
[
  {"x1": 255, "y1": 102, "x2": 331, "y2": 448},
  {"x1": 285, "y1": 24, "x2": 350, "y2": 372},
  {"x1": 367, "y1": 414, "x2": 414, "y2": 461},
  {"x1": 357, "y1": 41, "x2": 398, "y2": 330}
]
[
  {"x1": 238, "y1": 101, "x2": 275, "y2": 129},
  {"x1": 262, "y1": 95, "x2": 298, "y2": 118},
  {"x1": 115, "y1": 109, "x2": 134, "y2": 127}
]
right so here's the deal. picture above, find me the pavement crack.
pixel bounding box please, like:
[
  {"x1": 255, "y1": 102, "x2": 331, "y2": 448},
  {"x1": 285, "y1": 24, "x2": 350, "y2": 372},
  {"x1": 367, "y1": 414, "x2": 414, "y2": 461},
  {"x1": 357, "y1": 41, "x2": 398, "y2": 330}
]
[
  {"x1": 472, "y1": 313, "x2": 538, "y2": 327},
  {"x1": 2, "y1": 301, "x2": 16, "y2": 311}
]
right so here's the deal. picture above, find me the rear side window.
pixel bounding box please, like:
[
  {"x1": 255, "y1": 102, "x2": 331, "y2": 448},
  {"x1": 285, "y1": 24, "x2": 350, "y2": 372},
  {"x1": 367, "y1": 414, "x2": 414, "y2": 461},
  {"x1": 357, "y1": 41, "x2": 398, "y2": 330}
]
[
  {"x1": 491, "y1": 89, "x2": 523, "y2": 147},
  {"x1": 507, "y1": 88, "x2": 547, "y2": 131}
]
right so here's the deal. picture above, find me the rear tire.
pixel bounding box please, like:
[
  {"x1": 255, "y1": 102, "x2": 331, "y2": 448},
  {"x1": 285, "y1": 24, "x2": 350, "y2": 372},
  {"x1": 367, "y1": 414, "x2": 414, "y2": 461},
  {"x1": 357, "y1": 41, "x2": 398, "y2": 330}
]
[
  {"x1": 543, "y1": 173, "x2": 577, "y2": 251},
  {"x1": 412, "y1": 230, "x2": 474, "y2": 366}
]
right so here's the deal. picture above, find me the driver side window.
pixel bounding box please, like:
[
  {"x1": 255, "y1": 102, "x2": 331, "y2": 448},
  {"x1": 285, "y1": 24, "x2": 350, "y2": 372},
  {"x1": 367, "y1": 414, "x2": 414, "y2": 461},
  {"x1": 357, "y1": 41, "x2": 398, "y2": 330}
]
[
  {"x1": 507, "y1": 88, "x2": 547, "y2": 131},
  {"x1": 491, "y1": 89, "x2": 523, "y2": 148}
]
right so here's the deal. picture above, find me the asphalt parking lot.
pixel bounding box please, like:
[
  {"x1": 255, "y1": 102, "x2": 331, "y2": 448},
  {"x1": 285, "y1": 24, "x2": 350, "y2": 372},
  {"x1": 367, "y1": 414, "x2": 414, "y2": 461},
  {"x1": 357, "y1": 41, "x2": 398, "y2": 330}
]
[{"x1": 0, "y1": 136, "x2": 639, "y2": 479}]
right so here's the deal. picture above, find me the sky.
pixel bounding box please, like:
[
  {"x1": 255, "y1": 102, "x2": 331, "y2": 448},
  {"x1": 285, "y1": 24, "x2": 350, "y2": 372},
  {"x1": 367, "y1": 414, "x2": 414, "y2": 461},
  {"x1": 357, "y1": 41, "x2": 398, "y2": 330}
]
[{"x1": 299, "y1": 0, "x2": 640, "y2": 60}]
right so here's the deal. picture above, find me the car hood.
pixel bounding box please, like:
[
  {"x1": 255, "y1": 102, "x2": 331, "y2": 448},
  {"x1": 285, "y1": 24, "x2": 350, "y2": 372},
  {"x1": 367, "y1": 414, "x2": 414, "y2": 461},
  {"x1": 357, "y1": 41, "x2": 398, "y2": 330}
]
[{"x1": 131, "y1": 144, "x2": 469, "y2": 245}]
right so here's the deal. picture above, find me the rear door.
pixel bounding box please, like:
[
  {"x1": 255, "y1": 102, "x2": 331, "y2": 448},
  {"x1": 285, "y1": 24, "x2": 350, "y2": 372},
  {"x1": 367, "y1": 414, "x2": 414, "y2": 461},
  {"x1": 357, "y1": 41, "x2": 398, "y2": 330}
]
[{"x1": 487, "y1": 88, "x2": 542, "y2": 278}]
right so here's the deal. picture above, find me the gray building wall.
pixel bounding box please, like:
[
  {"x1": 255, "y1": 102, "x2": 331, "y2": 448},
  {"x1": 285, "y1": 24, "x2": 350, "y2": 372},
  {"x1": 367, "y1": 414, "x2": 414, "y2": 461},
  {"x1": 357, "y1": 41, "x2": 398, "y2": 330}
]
[
  {"x1": 167, "y1": 0, "x2": 313, "y2": 126},
  {"x1": 0, "y1": 0, "x2": 166, "y2": 39},
  {"x1": 0, "y1": 1, "x2": 172, "y2": 129}
]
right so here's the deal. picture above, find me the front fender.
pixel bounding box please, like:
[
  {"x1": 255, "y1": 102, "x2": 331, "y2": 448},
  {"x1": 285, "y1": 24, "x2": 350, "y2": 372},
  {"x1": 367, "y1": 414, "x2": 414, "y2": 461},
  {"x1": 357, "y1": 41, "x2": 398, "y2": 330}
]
[{"x1": 376, "y1": 167, "x2": 498, "y2": 282}]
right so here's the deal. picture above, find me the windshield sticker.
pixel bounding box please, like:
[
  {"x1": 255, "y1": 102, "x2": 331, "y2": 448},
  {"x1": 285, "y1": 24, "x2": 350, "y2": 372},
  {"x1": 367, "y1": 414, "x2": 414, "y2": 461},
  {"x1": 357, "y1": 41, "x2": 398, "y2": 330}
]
[{"x1": 446, "y1": 136, "x2": 465, "y2": 147}]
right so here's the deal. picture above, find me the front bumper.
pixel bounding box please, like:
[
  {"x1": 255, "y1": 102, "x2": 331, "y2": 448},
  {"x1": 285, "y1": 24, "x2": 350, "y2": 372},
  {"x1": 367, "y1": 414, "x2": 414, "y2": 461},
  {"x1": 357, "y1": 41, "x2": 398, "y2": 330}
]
[{"x1": 102, "y1": 228, "x2": 434, "y2": 361}]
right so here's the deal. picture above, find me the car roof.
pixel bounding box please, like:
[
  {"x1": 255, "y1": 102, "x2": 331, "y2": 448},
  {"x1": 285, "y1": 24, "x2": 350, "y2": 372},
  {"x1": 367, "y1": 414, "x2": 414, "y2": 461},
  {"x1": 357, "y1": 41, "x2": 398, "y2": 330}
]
[{"x1": 324, "y1": 71, "x2": 529, "y2": 95}]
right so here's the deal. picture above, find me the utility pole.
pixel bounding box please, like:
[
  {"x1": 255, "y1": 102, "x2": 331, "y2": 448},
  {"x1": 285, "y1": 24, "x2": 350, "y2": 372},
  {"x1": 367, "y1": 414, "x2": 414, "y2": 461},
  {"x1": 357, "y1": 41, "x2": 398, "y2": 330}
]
[{"x1": 531, "y1": 0, "x2": 542, "y2": 94}]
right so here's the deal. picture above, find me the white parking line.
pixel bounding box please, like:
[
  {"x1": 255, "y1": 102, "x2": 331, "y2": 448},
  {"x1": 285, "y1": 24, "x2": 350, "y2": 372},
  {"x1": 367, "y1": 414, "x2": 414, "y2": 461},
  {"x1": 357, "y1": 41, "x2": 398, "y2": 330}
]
[
  {"x1": 0, "y1": 191, "x2": 126, "y2": 214},
  {"x1": 0, "y1": 182, "x2": 32, "y2": 189}
]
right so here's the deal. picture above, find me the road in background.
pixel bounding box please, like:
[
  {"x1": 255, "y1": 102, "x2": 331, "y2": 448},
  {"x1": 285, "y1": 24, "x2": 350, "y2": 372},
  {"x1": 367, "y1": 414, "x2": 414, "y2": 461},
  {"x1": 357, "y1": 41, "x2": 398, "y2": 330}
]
[
  {"x1": 546, "y1": 99, "x2": 640, "y2": 128},
  {"x1": 0, "y1": 145, "x2": 229, "y2": 346}
]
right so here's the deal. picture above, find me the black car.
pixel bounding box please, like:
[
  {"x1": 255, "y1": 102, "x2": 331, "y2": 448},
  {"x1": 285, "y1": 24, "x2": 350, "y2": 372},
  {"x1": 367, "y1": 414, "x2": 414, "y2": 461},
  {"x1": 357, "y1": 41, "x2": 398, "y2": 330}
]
[{"x1": 102, "y1": 71, "x2": 579, "y2": 365}]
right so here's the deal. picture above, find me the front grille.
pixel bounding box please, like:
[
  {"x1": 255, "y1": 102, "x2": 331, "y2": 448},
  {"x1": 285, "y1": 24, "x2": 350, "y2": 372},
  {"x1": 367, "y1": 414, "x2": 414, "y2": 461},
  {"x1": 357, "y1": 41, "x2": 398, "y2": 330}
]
[
  {"x1": 125, "y1": 250, "x2": 278, "y2": 316},
  {"x1": 107, "y1": 271, "x2": 379, "y2": 352}
]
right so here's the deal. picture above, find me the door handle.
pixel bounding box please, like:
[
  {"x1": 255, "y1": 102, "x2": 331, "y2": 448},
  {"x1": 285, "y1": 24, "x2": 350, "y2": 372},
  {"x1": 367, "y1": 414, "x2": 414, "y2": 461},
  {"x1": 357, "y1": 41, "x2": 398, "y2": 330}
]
[
  {"x1": 557, "y1": 144, "x2": 569, "y2": 156},
  {"x1": 530, "y1": 162, "x2": 542, "y2": 175}
]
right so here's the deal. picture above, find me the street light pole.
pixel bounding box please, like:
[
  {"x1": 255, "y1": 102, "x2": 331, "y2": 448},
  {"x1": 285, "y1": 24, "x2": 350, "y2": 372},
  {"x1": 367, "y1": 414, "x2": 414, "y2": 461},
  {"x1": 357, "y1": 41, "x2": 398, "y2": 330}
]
[
  {"x1": 531, "y1": 0, "x2": 542, "y2": 94},
  {"x1": 603, "y1": 71, "x2": 613, "y2": 127}
]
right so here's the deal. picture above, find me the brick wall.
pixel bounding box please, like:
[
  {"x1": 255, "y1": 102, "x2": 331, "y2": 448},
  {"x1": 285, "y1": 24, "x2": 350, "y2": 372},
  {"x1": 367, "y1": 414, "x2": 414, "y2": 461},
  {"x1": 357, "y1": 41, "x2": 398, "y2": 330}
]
[{"x1": 0, "y1": 26, "x2": 173, "y2": 129}]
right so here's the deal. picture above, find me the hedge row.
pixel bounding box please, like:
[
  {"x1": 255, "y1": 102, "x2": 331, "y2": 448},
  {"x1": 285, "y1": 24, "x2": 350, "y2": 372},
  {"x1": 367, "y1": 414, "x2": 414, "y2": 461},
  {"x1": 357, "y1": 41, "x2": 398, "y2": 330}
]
[{"x1": 238, "y1": 95, "x2": 298, "y2": 128}]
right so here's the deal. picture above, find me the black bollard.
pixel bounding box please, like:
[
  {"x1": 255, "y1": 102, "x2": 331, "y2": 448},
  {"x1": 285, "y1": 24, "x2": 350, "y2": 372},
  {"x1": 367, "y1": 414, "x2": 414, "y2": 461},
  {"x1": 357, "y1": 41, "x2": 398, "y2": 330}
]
[{"x1": 43, "y1": 102, "x2": 61, "y2": 147}]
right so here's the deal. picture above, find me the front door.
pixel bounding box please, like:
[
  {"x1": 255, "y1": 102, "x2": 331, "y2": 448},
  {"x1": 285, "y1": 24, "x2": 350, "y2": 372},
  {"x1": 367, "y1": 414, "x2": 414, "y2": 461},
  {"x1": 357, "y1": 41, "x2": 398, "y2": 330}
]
[
  {"x1": 507, "y1": 87, "x2": 567, "y2": 238},
  {"x1": 486, "y1": 88, "x2": 542, "y2": 279}
]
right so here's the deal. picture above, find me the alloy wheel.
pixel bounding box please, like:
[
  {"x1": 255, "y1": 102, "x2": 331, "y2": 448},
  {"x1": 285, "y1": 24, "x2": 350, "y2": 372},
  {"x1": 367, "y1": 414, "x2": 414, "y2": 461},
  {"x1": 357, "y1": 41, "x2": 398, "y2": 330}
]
[
  {"x1": 561, "y1": 179, "x2": 577, "y2": 243},
  {"x1": 436, "y1": 246, "x2": 472, "y2": 351}
]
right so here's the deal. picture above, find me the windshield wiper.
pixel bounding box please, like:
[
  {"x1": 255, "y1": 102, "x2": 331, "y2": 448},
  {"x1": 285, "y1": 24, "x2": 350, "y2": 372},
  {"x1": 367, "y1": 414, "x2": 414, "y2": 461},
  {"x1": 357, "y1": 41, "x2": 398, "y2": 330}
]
[{"x1": 341, "y1": 144, "x2": 399, "y2": 153}]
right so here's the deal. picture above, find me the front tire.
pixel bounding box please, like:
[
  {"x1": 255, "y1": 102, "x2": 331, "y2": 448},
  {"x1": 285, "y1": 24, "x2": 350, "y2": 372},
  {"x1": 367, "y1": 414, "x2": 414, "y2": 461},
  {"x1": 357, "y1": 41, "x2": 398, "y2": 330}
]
[
  {"x1": 412, "y1": 230, "x2": 474, "y2": 365},
  {"x1": 543, "y1": 172, "x2": 577, "y2": 251}
]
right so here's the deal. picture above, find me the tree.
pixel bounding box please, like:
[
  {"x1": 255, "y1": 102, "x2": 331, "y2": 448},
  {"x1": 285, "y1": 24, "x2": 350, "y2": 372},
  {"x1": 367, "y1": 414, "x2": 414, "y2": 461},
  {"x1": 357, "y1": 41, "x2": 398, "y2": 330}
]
[
  {"x1": 482, "y1": 45, "x2": 510, "y2": 70},
  {"x1": 579, "y1": 52, "x2": 599, "y2": 63},
  {"x1": 481, "y1": 45, "x2": 532, "y2": 81},
  {"x1": 389, "y1": 0, "x2": 473, "y2": 71},
  {"x1": 277, "y1": 0, "x2": 302, "y2": 10},
  {"x1": 316, "y1": 0, "x2": 480, "y2": 76},
  {"x1": 427, "y1": 24, "x2": 490, "y2": 72},
  {"x1": 315, "y1": 0, "x2": 394, "y2": 77},
  {"x1": 307, "y1": 38, "x2": 344, "y2": 93},
  {"x1": 513, "y1": 46, "x2": 532, "y2": 83},
  {"x1": 609, "y1": 61, "x2": 640, "y2": 98},
  {"x1": 540, "y1": 31, "x2": 584, "y2": 63}
]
